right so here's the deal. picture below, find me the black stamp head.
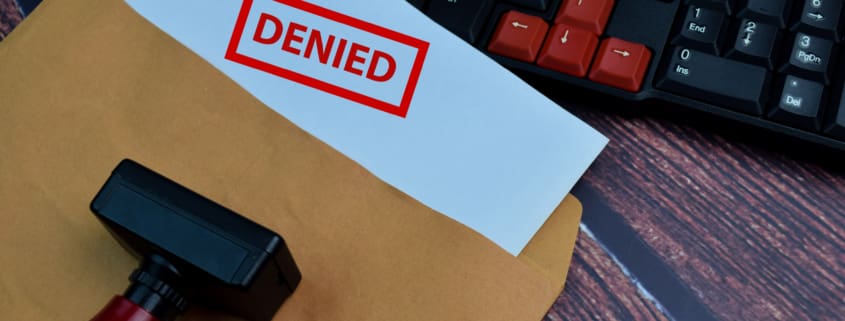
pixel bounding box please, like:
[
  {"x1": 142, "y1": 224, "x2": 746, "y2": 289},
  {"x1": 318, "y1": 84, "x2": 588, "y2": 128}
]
[{"x1": 90, "y1": 159, "x2": 301, "y2": 321}]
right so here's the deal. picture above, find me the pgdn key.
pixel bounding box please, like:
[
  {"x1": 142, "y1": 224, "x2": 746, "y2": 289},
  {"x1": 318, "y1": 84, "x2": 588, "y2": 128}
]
[{"x1": 657, "y1": 47, "x2": 770, "y2": 115}]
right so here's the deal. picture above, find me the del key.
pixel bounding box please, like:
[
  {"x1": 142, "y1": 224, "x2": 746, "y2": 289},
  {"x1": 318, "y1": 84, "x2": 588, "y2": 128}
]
[{"x1": 657, "y1": 47, "x2": 769, "y2": 115}]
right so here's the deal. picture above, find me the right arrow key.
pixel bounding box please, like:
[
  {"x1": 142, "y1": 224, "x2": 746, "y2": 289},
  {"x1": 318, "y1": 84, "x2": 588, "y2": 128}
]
[{"x1": 588, "y1": 38, "x2": 651, "y2": 92}]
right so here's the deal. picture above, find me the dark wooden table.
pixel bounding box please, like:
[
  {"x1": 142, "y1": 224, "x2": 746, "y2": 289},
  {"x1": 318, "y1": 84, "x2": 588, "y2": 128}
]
[
  {"x1": 0, "y1": 0, "x2": 22, "y2": 41},
  {"x1": 548, "y1": 104, "x2": 845, "y2": 321},
  {"x1": 3, "y1": 1, "x2": 843, "y2": 320}
]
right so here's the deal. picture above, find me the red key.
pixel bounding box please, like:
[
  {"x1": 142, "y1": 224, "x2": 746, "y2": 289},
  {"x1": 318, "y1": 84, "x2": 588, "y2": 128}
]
[
  {"x1": 588, "y1": 37, "x2": 651, "y2": 92},
  {"x1": 554, "y1": 0, "x2": 615, "y2": 35},
  {"x1": 537, "y1": 25, "x2": 599, "y2": 77},
  {"x1": 487, "y1": 11, "x2": 549, "y2": 63}
]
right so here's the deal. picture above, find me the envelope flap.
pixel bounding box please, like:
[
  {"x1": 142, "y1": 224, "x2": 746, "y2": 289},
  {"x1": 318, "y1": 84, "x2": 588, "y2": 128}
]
[
  {"x1": 520, "y1": 196, "x2": 582, "y2": 290},
  {"x1": 0, "y1": 0, "x2": 581, "y2": 320}
]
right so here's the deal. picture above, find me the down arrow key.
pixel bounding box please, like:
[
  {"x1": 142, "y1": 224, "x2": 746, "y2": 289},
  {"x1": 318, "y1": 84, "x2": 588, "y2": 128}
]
[{"x1": 537, "y1": 25, "x2": 598, "y2": 77}]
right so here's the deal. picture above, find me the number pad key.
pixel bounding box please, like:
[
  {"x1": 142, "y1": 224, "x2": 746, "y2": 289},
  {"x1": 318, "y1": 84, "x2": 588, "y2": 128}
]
[
  {"x1": 685, "y1": 0, "x2": 735, "y2": 15},
  {"x1": 657, "y1": 47, "x2": 769, "y2": 115},
  {"x1": 727, "y1": 19, "x2": 779, "y2": 69},
  {"x1": 738, "y1": 0, "x2": 790, "y2": 28},
  {"x1": 794, "y1": 0, "x2": 842, "y2": 40},
  {"x1": 825, "y1": 85, "x2": 845, "y2": 139},
  {"x1": 673, "y1": 6, "x2": 727, "y2": 55},
  {"x1": 781, "y1": 33, "x2": 833, "y2": 84},
  {"x1": 769, "y1": 75, "x2": 824, "y2": 131}
]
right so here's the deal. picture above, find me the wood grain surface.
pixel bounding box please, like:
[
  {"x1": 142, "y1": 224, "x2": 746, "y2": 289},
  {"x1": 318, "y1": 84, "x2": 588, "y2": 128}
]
[
  {"x1": 545, "y1": 231, "x2": 671, "y2": 321},
  {"x1": 0, "y1": 0, "x2": 21, "y2": 40},
  {"x1": 3, "y1": 4, "x2": 844, "y2": 321},
  {"x1": 544, "y1": 105, "x2": 845, "y2": 321}
]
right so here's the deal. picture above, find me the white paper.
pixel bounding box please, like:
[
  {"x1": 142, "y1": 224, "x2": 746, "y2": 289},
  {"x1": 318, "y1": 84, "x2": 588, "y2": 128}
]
[{"x1": 124, "y1": 0, "x2": 608, "y2": 255}]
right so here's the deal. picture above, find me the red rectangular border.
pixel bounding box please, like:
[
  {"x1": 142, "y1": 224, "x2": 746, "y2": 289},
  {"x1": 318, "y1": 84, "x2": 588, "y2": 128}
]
[{"x1": 225, "y1": 0, "x2": 429, "y2": 118}]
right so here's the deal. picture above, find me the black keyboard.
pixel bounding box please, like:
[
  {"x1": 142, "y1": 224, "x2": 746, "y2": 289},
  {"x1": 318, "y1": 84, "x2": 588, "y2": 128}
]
[{"x1": 410, "y1": 0, "x2": 845, "y2": 154}]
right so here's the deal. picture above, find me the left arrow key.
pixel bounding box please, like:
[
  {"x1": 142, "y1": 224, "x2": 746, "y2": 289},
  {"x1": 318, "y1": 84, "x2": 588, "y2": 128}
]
[
  {"x1": 488, "y1": 11, "x2": 549, "y2": 63},
  {"x1": 511, "y1": 21, "x2": 529, "y2": 29}
]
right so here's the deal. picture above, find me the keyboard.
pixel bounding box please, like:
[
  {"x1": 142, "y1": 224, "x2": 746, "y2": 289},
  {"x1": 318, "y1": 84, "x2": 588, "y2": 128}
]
[{"x1": 410, "y1": 0, "x2": 845, "y2": 154}]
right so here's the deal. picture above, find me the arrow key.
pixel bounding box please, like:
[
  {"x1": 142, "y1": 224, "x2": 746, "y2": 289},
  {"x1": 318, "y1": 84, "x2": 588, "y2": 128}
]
[
  {"x1": 488, "y1": 11, "x2": 549, "y2": 63},
  {"x1": 793, "y1": 0, "x2": 842, "y2": 40},
  {"x1": 554, "y1": 0, "x2": 615, "y2": 35},
  {"x1": 537, "y1": 25, "x2": 599, "y2": 77},
  {"x1": 726, "y1": 19, "x2": 779, "y2": 69},
  {"x1": 588, "y1": 38, "x2": 651, "y2": 92}
]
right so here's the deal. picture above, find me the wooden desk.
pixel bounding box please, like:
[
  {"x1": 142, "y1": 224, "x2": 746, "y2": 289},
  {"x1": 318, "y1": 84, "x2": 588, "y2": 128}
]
[
  {"x1": 0, "y1": 0, "x2": 22, "y2": 41},
  {"x1": 3, "y1": 2, "x2": 842, "y2": 320},
  {"x1": 548, "y1": 105, "x2": 845, "y2": 321}
]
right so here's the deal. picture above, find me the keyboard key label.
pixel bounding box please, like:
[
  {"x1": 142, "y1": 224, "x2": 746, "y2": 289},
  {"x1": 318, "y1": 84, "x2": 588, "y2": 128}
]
[{"x1": 226, "y1": 0, "x2": 430, "y2": 117}]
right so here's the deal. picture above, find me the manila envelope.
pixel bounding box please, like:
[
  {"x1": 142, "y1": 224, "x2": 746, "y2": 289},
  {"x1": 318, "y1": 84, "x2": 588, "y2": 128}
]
[{"x1": 0, "y1": 0, "x2": 582, "y2": 320}]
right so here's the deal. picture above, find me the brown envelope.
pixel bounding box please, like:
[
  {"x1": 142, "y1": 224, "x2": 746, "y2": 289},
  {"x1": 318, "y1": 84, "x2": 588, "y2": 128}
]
[{"x1": 0, "y1": 0, "x2": 582, "y2": 320}]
